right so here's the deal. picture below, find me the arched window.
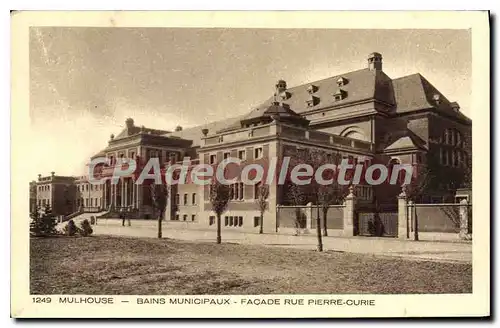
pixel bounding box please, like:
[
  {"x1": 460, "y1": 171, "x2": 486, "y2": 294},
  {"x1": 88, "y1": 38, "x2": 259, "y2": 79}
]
[{"x1": 340, "y1": 126, "x2": 368, "y2": 142}]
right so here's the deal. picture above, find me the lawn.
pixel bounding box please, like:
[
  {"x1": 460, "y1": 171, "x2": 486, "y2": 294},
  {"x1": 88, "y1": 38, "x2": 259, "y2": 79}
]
[{"x1": 30, "y1": 235, "x2": 472, "y2": 295}]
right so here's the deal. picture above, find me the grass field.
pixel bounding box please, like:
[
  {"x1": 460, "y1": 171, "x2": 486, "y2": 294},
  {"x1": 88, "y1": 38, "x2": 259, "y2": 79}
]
[{"x1": 30, "y1": 235, "x2": 472, "y2": 295}]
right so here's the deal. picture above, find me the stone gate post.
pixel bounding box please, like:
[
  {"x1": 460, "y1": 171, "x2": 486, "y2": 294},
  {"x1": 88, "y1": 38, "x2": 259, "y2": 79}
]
[
  {"x1": 459, "y1": 199, "x2": 470, "y2": 239},
  {"x1": 408, "y1": 200, "x2": 418, "y2": 241},
  {"x1": 305, "y1": 202, "x2": 313, "y2": 233},
  {"x1": 398, "y1": 190, "x2": 408, "y2": 239},
  {"x1": 342, "y1": 185, "x2": 356, "y2": 237}
]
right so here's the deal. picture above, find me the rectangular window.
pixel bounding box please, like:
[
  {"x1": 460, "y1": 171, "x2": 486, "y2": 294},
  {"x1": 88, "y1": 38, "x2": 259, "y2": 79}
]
[
  {"x1": 230, "y1": 182, "x2": 244, "y2": 200},
  {"x1": 223, "y1": 152, "x2": 230, "y2": 160},
  {"x1": 209, "y1": 154, "x2": 217, "y2": 165},
  {"x1": 234, "y1": 183, "x2": 239, "y2": 200},
  {"x1": 224, "y1": 216, "x2": 228, "y2": 226},
  {"x1": 175, "y1": 214, "x2": 179, "y2": 221},
  {"x1": 175, "y1": 194, "x2": 180, "y2": 205},
  {"x1": 238, "y1": 150, "x2": 246, "y2": 160},
  {"x1": 254, "y1": 147, "x2": 263, "y2": 159},
  {"x1": 254, "y1": 216, "x2": 260, "y2": 227},
  {"x1": 209, "y1": 216, "x2": 215, "y2": 225},
  {"x1": 229, "y1": 216, "x2": 234, "y2": 226},
  {"x1": 254, "y1": 182, "x2": 261, "y2": 199},
  {"x1": 183, "y1": 193, "x2": 188, "y2": 205},
  {"x1": 192, "y1": 193, "x2": 197, "y2": 205},
  {"x1": 191, "y1": 214, "x2": 196, "y2": 221},
  {"x1": 238, "y1": 216, "x2": 243, "y2": 227},
  {"x1": 183, "y1": 214, "x2": 187, "y2": 221}
]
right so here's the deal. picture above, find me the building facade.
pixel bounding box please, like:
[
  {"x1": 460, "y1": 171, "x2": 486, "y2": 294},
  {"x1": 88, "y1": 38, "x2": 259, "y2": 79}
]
[
  {"x1": 33, "y1": 53, "x2": 472, "y2": 234},
  {"x1": 34, "y1": 172, "x2": 77, "y2": 216}
]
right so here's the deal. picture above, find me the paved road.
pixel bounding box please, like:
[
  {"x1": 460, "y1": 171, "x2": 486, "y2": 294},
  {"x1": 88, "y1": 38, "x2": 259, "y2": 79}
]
[{"x1": 92, "y1": 220, "x2": 472, "y2": 263}]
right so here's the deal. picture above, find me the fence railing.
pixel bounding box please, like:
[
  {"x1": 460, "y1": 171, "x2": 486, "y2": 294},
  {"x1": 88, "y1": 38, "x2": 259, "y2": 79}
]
[{"x1": 407, "y1": 202, "x2": 472, "y2": 237}]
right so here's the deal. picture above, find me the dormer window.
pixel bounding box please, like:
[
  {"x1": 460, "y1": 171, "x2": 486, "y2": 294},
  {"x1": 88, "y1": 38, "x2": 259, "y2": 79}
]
[
  {"x1": 333, "y1": 89, "x2": 347, "y2": 101},
  {"x1": 307, "y1": 85, "x2": 318, "y2": 94},
  {"x1": 336, "y1": 77, "x2": 348, "y2": 87},
  {"x1": 279, "y1": 91, "x2": 291, "y2": 101},
  {"x1": 306, "y1": 95, "x2": 320, "y2": 108},
  {"x1": 433, "y1": 94, "x2": 441, "y2": 105}
]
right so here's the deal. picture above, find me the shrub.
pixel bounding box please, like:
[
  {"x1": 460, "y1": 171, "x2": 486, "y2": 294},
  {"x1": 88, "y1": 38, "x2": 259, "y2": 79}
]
[
  {"x1": 64, "y1": 219, "x2": 78, "y2": 236},
  {"x1": 80, "y1": 219, "x2": 93, "y2": 237}
]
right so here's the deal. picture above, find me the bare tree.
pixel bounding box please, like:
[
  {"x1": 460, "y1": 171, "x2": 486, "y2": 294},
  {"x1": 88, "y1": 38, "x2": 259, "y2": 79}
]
[
  {"x1": 255, "y1": 183, "x2": 269, "y2": 234},
  {"x1": 404, "y1": 165, "x2": 431, "y2": 203},
  {"x1": 286, "y1": 148, "x2": 324, "y2": 251},
  {"x1": 285, "y1": 181, "x2": 307, "y2": 235},
  {"x1": 402, "y1": 165, "x2": 431, "y2": 241},
  {"x1": 313, "y1": 151, "x2": 349, "y2": 236},
  {"x1": 150, "y1": 183, "x2": 168, "y2": 239},
  {"x1": 209, "y1": 179, "x2": 231, "y2": 244}
]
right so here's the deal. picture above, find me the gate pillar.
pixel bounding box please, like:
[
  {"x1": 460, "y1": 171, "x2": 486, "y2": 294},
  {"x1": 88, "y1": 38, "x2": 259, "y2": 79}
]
[
  {"x1": 342, "y1": 186, "x2": 356, "y2": 237},
  {"x1": 459, "y1": 199, "x2": 471, "y2": 239},
  {"x1": 397, "y1": 190, "x2": 409, "y2": 239}
]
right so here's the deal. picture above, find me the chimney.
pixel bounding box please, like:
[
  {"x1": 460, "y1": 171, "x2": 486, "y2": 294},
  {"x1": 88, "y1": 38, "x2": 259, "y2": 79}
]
[
  {"x1": 201, "y1": 128, "x2": 209, "y2": 136},
  {"x1": 367, "y1": 52, "x2": 383, "y2": 71},
  {"x1": 125, "y1": 118, "x2": 134, "y2": 129},
  {"x1": 175, "y1": 126, "x2": 183, "y2": 132},
  {"x1": 275, "y1": 80, "x2": 287, "y2": 96},
  {"x1": 38, "y1": 174, "x2": 41, "y2": 181},
  {"x1": 51, "y1": 171, "x2": 55, "y2": 177}
]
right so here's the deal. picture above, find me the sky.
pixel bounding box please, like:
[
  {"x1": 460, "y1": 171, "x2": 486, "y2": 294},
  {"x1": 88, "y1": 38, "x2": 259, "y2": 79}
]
[{"x1": 29, "y1": 27, "x2": 471, "y2": 178}]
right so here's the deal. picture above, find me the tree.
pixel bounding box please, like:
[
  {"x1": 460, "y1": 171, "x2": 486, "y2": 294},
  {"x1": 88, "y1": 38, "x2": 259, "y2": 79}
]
[
  {"x1": 402, "y1": 165, "x2": 432, "y2": 241},
  {"x1": 315, "y1": 151, "x2": 349, "y2": 236},
  {"x1": 404, "y1": 165, "x2": 432, "y2": 203},
  {"x1": 255, "y1": 184, "x2": 269, "y2": 234},
  {"x1": 285, "y1": 147, "x2": 324, "y2": 251},
  {"x1": 150, "y1": 183, "x2": 169, "y2": 239},
  {"x1": 307, "y1": 149, "x2": 327, "y2": 252},
  {"x1": 30, "y1": 204, "x2": 58, "y2": 237},
  {"x1": 209, "y1": 179, "x2": 231, "y2": 244},
  {"x1": 285, "y1": 181, "x2": 307, "y2": 235}
]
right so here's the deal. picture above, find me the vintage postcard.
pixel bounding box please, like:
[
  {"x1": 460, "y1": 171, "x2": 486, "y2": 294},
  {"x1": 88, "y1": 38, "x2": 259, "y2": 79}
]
[{"x1": 11, "y1": 11, "x2": 490, "y2": 318}]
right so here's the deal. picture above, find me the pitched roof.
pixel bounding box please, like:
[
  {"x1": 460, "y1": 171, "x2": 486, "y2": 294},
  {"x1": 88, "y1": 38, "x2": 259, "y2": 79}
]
[
  {"x1": 252, "y1": 68, "x2": 396, "y2": 114},
  {"x1": 384, "y1": 132, "x2": 427, "y2": 152},
  {"x1": 392, "y1": 73, "x2": 471, "y2": 123},
  {"x1": 114, "y1": 125, "x2": 170, "y2": 141},
  {"x1": 166, "y1": 68, "x2": 470, "y2": 148},
  {"x1": 165, "y1": 116, "x2": 244, "y2": 147},
  {"x1": 238, "y1": 101, "x2": 309, "y2": 128}
]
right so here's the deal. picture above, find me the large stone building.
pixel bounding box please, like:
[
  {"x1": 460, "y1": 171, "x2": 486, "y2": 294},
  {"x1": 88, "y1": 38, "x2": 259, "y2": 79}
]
[{"x1": 33, "y1": 53, "x2": 472, "y2": 234}]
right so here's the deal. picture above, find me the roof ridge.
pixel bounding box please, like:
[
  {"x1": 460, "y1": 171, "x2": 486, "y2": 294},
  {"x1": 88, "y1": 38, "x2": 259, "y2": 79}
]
[{"x1": 284, "y1": 67, "x2": 370, "y2": 91}]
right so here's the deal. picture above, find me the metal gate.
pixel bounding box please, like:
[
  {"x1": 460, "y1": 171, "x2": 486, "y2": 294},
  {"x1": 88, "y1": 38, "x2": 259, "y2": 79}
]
[{"x1": 357, "y1": 212, "x2": 398, "y2": 237}]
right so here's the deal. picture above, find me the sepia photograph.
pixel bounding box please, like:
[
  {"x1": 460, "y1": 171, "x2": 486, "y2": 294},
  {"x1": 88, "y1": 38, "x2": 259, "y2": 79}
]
[{"x1": 11, "y1": 11, "x2": 489, "y2": 318}]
